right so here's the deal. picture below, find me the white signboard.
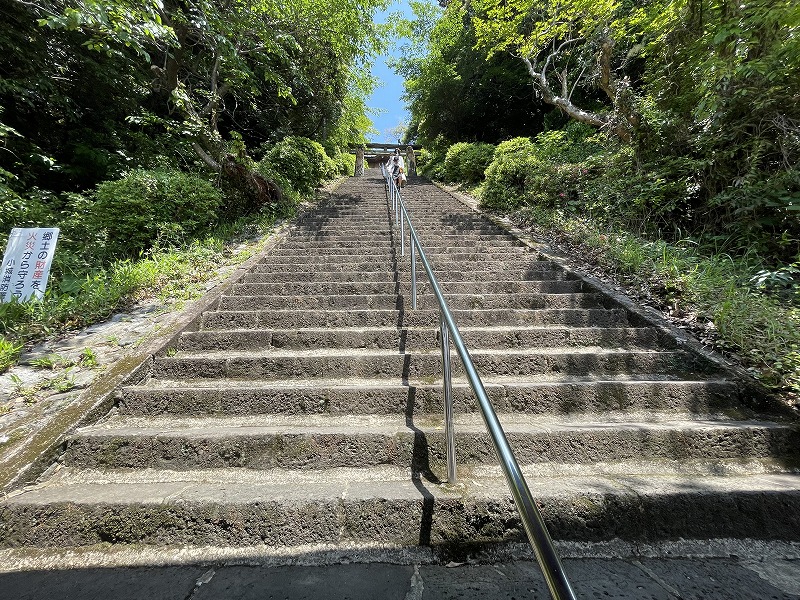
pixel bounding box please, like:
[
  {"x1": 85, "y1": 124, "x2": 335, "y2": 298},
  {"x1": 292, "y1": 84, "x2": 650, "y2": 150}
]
[{"x1": 0, "y1": 227, "x2": 60, "y2": 302}]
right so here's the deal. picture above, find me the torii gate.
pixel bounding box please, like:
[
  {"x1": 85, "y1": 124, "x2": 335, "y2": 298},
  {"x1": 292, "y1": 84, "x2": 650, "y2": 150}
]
[{"x1": 351, "y1": 143, "x2": 421, "y2": 177}]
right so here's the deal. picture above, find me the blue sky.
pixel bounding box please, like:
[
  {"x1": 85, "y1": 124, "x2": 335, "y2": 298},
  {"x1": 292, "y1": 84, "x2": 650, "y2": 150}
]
[{"x1": 367, "y1": 2, "x2": 414, "y2": 143}]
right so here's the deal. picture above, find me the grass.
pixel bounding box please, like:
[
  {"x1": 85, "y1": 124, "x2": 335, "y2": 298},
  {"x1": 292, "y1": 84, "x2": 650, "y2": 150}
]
[
  {"x1": 513, "y1": 206, "x2": 800, "y2": 402},
  {"x1": 0, "y1": 212, "x2": 281, "y2": 374},
  {"x1": 0, "y1": 338, "x2": 22, "y2": 372}
]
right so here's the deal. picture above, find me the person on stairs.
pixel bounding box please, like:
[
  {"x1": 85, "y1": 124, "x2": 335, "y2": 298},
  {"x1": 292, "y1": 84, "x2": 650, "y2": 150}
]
[{"x1": 386, "y1": 148, "x2": 406, "y2": 189}]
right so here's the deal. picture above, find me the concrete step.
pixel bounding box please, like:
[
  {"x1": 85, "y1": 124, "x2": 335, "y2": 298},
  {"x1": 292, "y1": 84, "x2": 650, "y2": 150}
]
[
  {"x1": 119, "y1": 376, "x2": 739, "y2": 417},
  {"x1": 249, "y1": 261, "x2": 396, "y2": 274},
  {"x1": 3, "y1": 467, "x2": 798, "y2": 548},
  {"x1": 280, "y1": 234, "x2": 521, "y2": 245},
  {"x1": 216, "y1": 292, "x2": 607, "y2": 311},
  {"x1": 248, "y1": 259, "x2": 554, "y2": 274},
  {"x1": 261, "y1": 249, "x2": 528, "y2": 263},
  {"x1": 230, "y1": 279, "x2": 588, "y2": 296},
  {"x1": 150, "y1": 347, "x2": 707, "y2": 381},
  {"x1": 199, "y1": 307, "x2": 630, "y2": 329},
  {"x1": 240, "y1": 271, "x2": 401, "y2": 283},
  {"x1": 289, "y1": 236, "x2": 525, "y2": 246},
  {"x1": 176, "y1": 325, "x2": 670, "y2": 352},
  {"x1": 240, "y1": 268, "x2": 576, "y2": 283},
  {"x1": 57, "y1": 414, "x2": 800, "y2": 471}
]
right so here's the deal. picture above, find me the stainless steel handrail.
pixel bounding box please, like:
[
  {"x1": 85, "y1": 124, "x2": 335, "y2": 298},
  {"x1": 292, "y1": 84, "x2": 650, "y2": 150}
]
[{"x1": 381, "y1": 165, "x2": 577, "y2": 600}]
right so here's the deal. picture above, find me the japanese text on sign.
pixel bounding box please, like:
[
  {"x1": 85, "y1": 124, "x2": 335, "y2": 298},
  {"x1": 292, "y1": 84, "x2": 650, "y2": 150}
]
[{"x1": 0, "y1": 228, "x2": 60, "y2": 302}]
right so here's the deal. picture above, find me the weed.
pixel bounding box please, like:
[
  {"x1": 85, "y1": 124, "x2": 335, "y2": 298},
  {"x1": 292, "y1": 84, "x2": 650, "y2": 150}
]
[
  {"x1": 30, "y1": 354, "x2": 74, "y2": 370},
  {"x1": 0, "y1": 337, "x2": 22, "y2": 372},
  {"x1": 78, "y1": 347, "x2": 98, "y2": 368},
  {"x1": 49, "y1": 371, "x2": 76, "y2": 393},
  {"x1": 165, "y1": 347, "x2": 178, "y2": 357}
]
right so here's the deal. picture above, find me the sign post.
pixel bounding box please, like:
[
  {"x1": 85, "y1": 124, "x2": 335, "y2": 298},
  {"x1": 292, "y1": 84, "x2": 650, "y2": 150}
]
[{"x1": 0, "y1": 227, "x2": 60, "y2": 303}]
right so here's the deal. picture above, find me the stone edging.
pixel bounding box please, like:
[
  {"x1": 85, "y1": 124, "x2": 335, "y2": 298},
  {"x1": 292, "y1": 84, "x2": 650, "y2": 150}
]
[
  {"x1": 433, "y1": 181, "x2": 784, "y2": 416},
  {"x1": 0, "y1": 178, "x2": 348, "y2": 492}
]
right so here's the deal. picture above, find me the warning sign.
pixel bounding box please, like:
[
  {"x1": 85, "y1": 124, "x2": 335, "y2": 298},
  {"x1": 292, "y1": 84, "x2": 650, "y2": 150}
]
[{"x1": 0, "y1": 227, "x2": 60, "y2": 302}]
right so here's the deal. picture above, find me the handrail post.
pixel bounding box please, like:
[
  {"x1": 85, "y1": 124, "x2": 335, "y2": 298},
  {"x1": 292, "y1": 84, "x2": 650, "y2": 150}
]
[
  {"x1": 411, "y1": 241, "x2": 417, "y2": 310},
  {"x1": 400, "y1": 203, "x2": 405, "y2": 257},
  {"x1": 440, "y1": 313, "x2": 456, "y2": 484},
  {"x1": 394, "y1": 185, "x2": 400, "y2": 226}
]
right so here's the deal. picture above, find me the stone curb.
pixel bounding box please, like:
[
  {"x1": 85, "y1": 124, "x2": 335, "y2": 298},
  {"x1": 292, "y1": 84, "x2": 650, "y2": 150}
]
[
  {"x1": 432, "y1": 181, "x2": 786, "y2": 417},
  {"x1": 0, "y1": 179, "x2": 348, "y2": 493}
]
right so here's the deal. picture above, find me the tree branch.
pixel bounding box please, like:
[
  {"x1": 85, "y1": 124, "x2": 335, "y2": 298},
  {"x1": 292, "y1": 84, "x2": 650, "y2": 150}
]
[
  {"x1": 193, "y1": 142, "x2": 221, "y2": 171},
  {"x1": 521, "y1": 56, "x2": 607, "y2": 128}
]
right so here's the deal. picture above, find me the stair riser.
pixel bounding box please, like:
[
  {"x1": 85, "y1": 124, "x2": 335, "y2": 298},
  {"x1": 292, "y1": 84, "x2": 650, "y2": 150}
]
[
  {"x1": 231, "y1": 280, "x2": 586, "y2": 295},
  {"x1": 240, "y1": 269, "x2": 574, "y2": 283},
  {"x1": 271, "y1": 243, "x2": 527, "y2": 252},
  {"x1": 3, "y1": 489, "x2": 800, "y2": 549},
  {"x1": 119, "y1": 381, "x2": 738, "y2": 417},
  {"x1": 216, "y1": 293, "x2": 605, "y2": 311},
  {"x1": 60, "y1": 427, "x2": 799, "y2": 470},
  {"x1": 278, "y1": 240, "x2": 524, "y2": 250},
  {"x1": 248, "y1": 261, "x2": 555, "y2": 274},
  {"x1": 151, "y1": 351, "x2": 695, "y2": 381},
  {"x1": 176, "y1": 327, "x2": 667, "y2": 352},
  {"x1": 199, "y1": 308, "x2": 629, "y2": 329}
]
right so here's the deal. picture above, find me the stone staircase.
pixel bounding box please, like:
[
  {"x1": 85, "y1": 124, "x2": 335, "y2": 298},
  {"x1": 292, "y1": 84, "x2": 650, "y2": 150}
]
[{"x1": 1, "y1": 172, "x2": 799, "y2": 556}]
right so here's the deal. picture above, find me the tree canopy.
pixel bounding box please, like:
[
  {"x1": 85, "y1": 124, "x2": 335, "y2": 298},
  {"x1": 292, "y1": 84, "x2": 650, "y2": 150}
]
[
  {"x1": 1, "y1": 0, "x2": 388, "y2": 195},
  {"x1": 398, "y1": 0, "x2": 800, "y2": 257}
]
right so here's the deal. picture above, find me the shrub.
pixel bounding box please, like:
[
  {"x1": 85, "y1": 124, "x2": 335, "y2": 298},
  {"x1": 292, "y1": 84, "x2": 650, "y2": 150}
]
[
  {"x1": 332, "y1": 151, "x2": 356, "y2": 176},
  {"x1": 444, "y1": 142, "x2": 496, "y2": 184},
  {"x1": 253, "y1": 160, "x2": 300, "y2": 207},
  {"x1": 87, "y1": 170, "x2": 222, "y2": 260},
  {"x1": 480, "y1": 137, "x2": 539, "y2": 210},
  {"x1": 707, "y1": 167, "x2": 800, "y2": 260},
  {"x1": 0, "y1": 186, "x2": 58, "y2": 248},
  {"x1": 533, "y1": 121, "x2": 602, "y2": 164},
  {"x1": 414, "y1": 148, "x2": 432, "y2": 170},
  {"x1": 263, "y1": 136, "x2": 336, "y2": 197}
]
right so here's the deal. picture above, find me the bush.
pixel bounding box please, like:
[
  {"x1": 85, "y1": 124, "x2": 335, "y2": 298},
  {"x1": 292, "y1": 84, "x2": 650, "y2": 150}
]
[
  {"x1": 0, "y1": 186, "x2": 58, "y2": 248},
  {"x1": 480, "y1": 137, "x2": 539, "y2": 210},
  {"x1": 253, "y1": 160, "x2": 300, "y2": 207},
  {"x1": 87, "y1": 170, "x2": 222, "y2": 260},
  {"x1": 332, "y1": 151, "x2": 356, "y2": 176},
  {"x1": 533, "y1": 121, "x2": 603, "y2": 164},
  {"x1": 707, "y1": 167, "x2": 800, "y2": 260},
  {"x1": 444, "y1": 142, "x2": 496, "y2": 184},
  {"x1": 263, "y1": 136, "x2": 336, "y2": 197},
  {"x1": 414, "y1": 148, "x2": 433, "y2": 171}
]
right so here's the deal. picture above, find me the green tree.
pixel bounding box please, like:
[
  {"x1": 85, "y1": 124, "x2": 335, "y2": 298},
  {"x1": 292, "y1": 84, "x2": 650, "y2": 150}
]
[
  {"x1": 471, "y1": 0, "x2": 643, "y2": 141},
  {"x1": 396, "y1": 0, "x2": 549, "y2": 147}
]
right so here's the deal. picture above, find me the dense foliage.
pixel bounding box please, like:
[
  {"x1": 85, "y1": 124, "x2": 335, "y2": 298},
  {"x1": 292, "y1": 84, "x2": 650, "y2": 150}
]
[
  {"x1": 0, "y1": 0, "x2": 392, "y2": 241},
  {"x1": 394, "y1": 0, "x2": 548, "y2": 150},
  {"x1": 403, "y1": 0, "x2": 800, "y2": 259}
]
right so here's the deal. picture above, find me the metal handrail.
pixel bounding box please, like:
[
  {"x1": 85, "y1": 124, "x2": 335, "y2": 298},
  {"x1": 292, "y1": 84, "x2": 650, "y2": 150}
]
[{"x1": 380, "y1": 165, "x2": 577, "y2": 600}]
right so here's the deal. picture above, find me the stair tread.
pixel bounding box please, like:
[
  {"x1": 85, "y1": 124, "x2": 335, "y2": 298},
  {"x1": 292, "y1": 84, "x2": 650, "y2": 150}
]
[
  {"x1": 185, "y1": 325, "x2": 650, "y2": 334},
  {"x1": 129, "y1": 374, "x2": 732, "y2": 390},
  {"x1": 78, "y1": 412, "x2": 787, "y2": 434},
  {"x1": 159, "y1": 346, "x2": 679, "y2": 358},
  {"x1": 7, "y1": 467, "x2": 799, "y2": 506}
]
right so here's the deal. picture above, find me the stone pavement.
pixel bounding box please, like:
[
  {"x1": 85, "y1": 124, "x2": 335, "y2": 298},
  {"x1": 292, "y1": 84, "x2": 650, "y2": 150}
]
[{"x1": 1, "y1": 554, "x2": 799, "y2": 599}]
